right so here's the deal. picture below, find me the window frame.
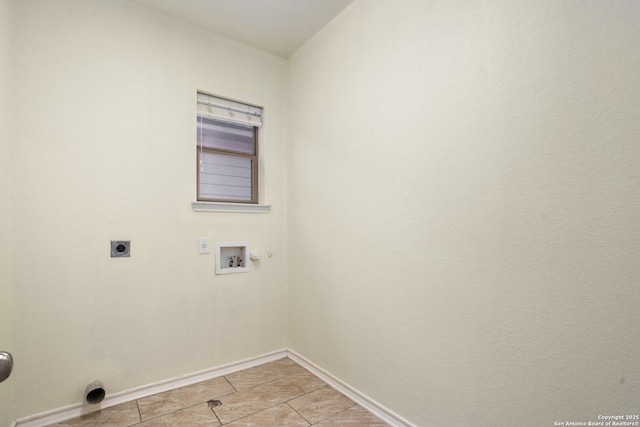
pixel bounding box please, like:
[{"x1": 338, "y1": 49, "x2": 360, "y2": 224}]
[{"x1": 196, "y1": 105, "x2": 260, "y2": 205}]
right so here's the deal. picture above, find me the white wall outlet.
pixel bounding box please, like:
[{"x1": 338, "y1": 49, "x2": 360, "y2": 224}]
[{"x1": 198, "y1": 237, "x2": 210, "y2": 254}]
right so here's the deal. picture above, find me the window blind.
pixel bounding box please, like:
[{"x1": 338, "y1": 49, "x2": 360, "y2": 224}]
[
  {"x1": 197, "y1": 92, "x2": 263, "y2": 128},
  {"x1": 199, "y1": 152, "x2": 253, "y2": 201},
  {"x1": 196, "y1": 92, "x2": 261, "y2": 203}
]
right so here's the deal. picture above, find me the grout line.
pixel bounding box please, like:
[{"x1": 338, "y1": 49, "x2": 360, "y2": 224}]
[
  {"x1": 16, "y1": 350, "x2": 290, "y2": 427},
  {"x1": 285, "y1": 385, "x2": 358, "y2": 426},
  {"x1": 136, "y1": 401, "x2": 200, "y2": 423},
  {"x1": 54, "y1": 359, "x2": 365, "y2": 426},
  {"x1": 217, "y1": 401, "x2": 303, "y2": 426},
  {"x1": 222, "y1": 375, "x2": 237, "y2": 393},
  {"x1": 285, "y1": 384, "x2": 328, "y2": 401},
  {"x1": 209, "y1": 405, "x2": 223, "y2": 425},
  {"x1": 311, "y1": 404, "x2": 358, "y2": 425},
  {"x1": 286, "y1": 402, "x2": 312, "y2": 426},
  {"x1": 137, "y1": 399, "x2": 235, "y2": 424},
  {"x1": 288, "y1": 350, "x2": 410, "y2": 426},
  {"x1": 214, "y1": 379, "x2": 307, "y2": 425}
]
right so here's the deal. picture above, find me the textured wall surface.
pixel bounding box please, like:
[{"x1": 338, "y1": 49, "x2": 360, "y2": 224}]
[
  {"x1": 6, "y1": 0, "x2": 640, "y2": 425},
  {"x1": 0, "y1": 0, "x2": 15, "y2": 425},
  {"x1": 11, "y1": 0, "x2": 288, "y2": 419},
  {"x1": 287, "y1": 1, "x2": 640, "y2": 425}
]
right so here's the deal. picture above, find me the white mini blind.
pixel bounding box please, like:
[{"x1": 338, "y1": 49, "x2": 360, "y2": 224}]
[
  {"x1": 199, "y1": 152, "x2": 253, "y2": 201},
  {"x1": 196, "y1": 92, "x2": 261, "y2": 203},
  {"x1": 197, "y1": 92, "x2": 263, "y2": 128}
]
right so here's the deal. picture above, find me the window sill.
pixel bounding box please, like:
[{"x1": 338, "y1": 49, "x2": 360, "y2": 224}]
[{"x1": 191, "y1": 201, "x2": 271, "y2": 214}]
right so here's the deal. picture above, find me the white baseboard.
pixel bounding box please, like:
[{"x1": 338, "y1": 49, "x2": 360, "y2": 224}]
[
  {"x1": 287, "y1": 349, "x2": 416, "y2": 427},
  {"x1": 13, "y1": 348, "x2": 414, "y2": 427},
  {"x1": 14, "y1": 349, "x2": 288, "y2": 427}
]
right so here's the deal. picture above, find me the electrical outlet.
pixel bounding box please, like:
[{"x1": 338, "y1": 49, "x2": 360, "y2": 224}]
[{"x1": 198, "y1": 237, "x2": 210, "y2": 254}]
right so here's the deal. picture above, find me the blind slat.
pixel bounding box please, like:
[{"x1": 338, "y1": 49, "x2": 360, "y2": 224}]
[
  {"x1": 199, "y1": 152, "x2": 253, "y2": 201},
  {"x1": 199, "y1": 183, "x2": 252, "y2": 200},
  {"x1": 197, "y1": 116, "x2": 255, "y2": 155}
]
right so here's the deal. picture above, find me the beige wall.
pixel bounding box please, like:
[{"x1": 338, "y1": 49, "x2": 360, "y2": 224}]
[
  {"x1": 11, "y1": 0, "x2": 288, "y2": 419},
  {"x1": 0, "y1": 0, "x2": 15, "y2": 424},
  {"x1": 6, "y1": 0, "x2": 640, "y2": 425},
  {"x1": 288, "y1": 1, "x2": 640, "y2": 426}
]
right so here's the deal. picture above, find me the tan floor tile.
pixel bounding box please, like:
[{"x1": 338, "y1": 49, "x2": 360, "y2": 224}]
[
  {"x1": 213, "y1": 378, "x2": 305, "y2": 424},
  {"x1": 288, "y1": 386, "x2": 355, "y2": 424},
  {"x1": 272, "y1": 358, "x2": 326, "y2": 393},
  {"x1": 46, "y1": 361, "x2": 369, "y2": 427},
  {"x1": 48, "y1": 401, "x2": 140, "y2": 427},
  {"x1": 136, "y1": 403, "x2": 220, "y2": 426},
  {"x1": 137, "y1": 377, "x2": 234, "y2": 421},
  {"x1": 226, "y1": 358, "x2": 325, "y2": 393},
  {"x1": 268, "y1": 358, "x2": 307, "y2": 375},
  {"x1": 286, "y1": 368, "x2": 326, "y2": 393},
  {"x1": 224, "y1": 362, "x2": 282, "y2": 390},
  {"x1": 223, "y1": 403, "x2": 309, "y2": 427},
  {"x1": 316, "y1": 405, "x2": 389, "y2": 426}
]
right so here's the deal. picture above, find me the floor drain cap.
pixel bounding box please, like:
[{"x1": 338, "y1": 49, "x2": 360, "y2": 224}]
[{"x1": 207, "y1": 400, "x2": 222, "y2": 408}]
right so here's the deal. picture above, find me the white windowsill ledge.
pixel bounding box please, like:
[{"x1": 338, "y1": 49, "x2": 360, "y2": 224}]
[{"x1": 191, "y1": 201, "x2": 271, "y2": 214}]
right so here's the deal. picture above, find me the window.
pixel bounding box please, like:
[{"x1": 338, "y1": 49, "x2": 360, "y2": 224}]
[{"x1": 196, "y1": 92, "x2": 263, "y2": 204}]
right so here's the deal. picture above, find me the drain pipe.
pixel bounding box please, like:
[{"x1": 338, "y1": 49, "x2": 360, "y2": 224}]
[{"x1": 85, "y1": 380, "x2": 105, "y2": 404}]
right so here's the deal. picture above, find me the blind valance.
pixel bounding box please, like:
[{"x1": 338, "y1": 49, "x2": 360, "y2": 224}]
[{"x1": 197, "y1": 92, "x2": 263, "y2": 128}]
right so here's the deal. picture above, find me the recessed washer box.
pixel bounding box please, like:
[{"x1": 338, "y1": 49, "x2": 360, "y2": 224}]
[{"x1": 216, "y1": 242, "x2": 250, "y2": 275}]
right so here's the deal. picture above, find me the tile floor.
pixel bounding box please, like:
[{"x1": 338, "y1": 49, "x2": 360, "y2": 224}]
[{"x1": 49, "y1": 357, "x2": 389, "y2": 426}]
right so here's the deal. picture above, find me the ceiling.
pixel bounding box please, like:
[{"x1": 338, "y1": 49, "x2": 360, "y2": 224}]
[{"x1": 131, "y1": 0, "x2": 355, "y2": 58}]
